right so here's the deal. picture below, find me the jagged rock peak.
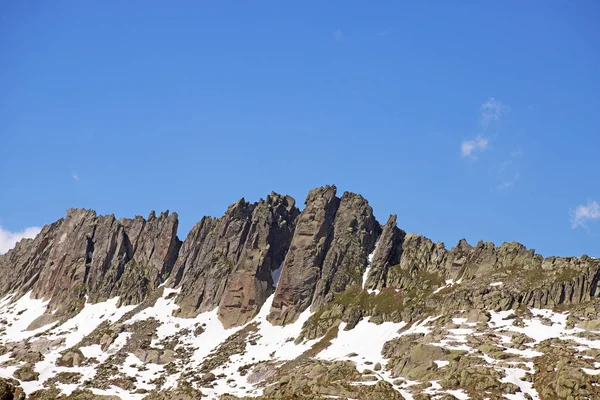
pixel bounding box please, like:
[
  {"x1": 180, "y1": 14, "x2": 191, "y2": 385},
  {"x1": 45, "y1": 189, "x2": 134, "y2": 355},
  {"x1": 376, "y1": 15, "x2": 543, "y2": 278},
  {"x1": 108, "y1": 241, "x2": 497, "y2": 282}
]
[
  {"x1": 169, "y1": 192, "x2": 300, "y2": 324},
  {"x1": 0, "y1": 208, "x2": 181, "y2": 317},
  {"x1": 311, "y1": 191, "x2": 381, "y2": 309},
  {"x1": 267, "y1": 185, "x2": 341, "y2": 325},
  {"x1": 364, "y1": 214, "x2": 405, "y2": 291},
  {"x1": 266, "y1": 186, "x2": 388, "y2": 325}
]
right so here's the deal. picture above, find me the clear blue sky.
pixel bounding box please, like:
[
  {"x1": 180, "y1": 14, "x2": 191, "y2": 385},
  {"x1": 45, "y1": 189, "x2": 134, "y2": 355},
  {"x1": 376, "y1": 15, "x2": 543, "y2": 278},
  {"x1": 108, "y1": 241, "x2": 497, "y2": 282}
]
[{"x1": 1, "y1": 1, "x2": 599, "y2": 257}]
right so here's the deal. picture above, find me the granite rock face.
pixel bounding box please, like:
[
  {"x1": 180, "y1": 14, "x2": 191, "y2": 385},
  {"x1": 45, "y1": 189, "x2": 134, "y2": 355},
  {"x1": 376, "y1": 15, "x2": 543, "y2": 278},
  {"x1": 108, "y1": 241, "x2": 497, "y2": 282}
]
[
  {"x1": 311, "y1": 192, "x2": 380, "y2": 309},
  {"x1": 1, "y1": 186, "x2": 600, "y2": 400},
  {"x1": 217, "y1": 194, "x2": 299, "y2": 327},
  {"x1": 0, "y1": 209, "x2": 181, "y2": 317},
  {"x1": 1, "y1": 185, "x2": 599, "y2": 329},
  {"x1": 170, "y1": 193, "x2": 299, "y2": 325},
  {"x1": 267, "y1": 186, "x2": 383, "y2": 325},
  {"x1": 267, "y1": 185, "x2": 340, "y2": 325},
  {"x1": 364, "y1": 215, "x2": 404, "y2": 291}
]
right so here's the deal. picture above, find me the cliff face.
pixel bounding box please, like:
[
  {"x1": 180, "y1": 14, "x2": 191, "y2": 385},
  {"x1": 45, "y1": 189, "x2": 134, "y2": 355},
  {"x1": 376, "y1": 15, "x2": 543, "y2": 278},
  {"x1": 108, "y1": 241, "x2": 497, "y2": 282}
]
[
  {"x1": 1, "y1": 185, "x2": 599, "y2": 330},
  {"x1": 166, "y1": 193, "x2": 299, "y2": 327},
  {"x1": 0, "y1": 209, "x2": 181, "y2": 318},
  {"x1": 266, "y1": 185, "x2": 340, "y2": 325},
  {"x1": 2, "y1": 185, "x2": 600, "y2": 400}
]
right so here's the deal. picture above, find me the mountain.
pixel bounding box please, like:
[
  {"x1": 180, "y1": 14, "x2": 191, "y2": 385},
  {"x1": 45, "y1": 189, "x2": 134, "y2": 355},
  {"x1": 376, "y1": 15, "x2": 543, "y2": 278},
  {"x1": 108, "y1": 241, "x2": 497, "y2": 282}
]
[{"x1": 0, "y1": 185, "x2": 599, "y2": 400}]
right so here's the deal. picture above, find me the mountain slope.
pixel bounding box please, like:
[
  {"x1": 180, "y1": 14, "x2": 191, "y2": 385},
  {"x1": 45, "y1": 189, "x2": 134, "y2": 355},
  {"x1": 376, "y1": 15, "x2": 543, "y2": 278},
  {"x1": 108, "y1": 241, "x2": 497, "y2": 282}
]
[{"x1": 0, "y1": 186, "x2": 599, "y2": 400}]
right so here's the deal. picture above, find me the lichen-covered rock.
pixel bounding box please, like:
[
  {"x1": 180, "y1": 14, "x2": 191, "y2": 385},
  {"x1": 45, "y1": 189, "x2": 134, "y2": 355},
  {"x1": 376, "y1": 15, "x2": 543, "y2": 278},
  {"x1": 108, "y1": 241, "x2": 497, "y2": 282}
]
[
  {"x1": 12, "y1": 365, "x2": 38, "y2": 382},
  {"x1": 141, "y1": 386, "x2": 203, "y2": 400},
  {"x1": 0, "y1": 377, "x2": 24, "y2": 400}
]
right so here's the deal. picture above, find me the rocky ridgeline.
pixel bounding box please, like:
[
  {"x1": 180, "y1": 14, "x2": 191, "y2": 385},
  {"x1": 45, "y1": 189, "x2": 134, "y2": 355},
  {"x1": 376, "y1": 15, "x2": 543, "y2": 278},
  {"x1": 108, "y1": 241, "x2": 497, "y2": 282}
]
[
  {"x1": 1, "y1": 185, "x2": 600, "y2": 400},
  {"x1": 0, "y1": 209, "x2": 180, "y2": 320},
  {"x1": 1, "y1": 185, "x2": 599, "y2": 331}
]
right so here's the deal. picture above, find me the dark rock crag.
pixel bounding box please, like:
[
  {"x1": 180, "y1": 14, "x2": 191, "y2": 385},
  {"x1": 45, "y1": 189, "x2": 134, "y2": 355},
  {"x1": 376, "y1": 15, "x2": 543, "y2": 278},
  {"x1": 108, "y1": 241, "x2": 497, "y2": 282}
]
[
  {"x1": 0, "y1": 209, "x2": 180, "y2": 319},
  {"x1": 267, "y1": 186, "x2": 382, "y2": 325},
  {"x1": 167, "y1": 193, "x2": 299, "y2": 327},
  {"x1": 266, "y1": 186, "x2": 340, "y2": 325},
  {"x1": 1, "y1": 185, "x2": 599, "y2": 331}
]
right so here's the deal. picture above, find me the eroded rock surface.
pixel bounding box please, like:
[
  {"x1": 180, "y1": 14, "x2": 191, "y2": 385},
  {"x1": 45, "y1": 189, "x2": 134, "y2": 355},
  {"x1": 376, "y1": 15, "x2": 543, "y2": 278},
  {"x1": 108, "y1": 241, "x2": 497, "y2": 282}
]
[{"x1": 0, "y1": 209, "x2": 180, "y2": 318}]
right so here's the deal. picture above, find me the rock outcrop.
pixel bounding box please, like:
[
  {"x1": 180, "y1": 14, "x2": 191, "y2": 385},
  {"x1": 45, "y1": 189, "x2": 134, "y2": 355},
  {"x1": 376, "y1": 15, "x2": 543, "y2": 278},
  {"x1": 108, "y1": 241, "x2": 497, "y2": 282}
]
[
  {"x1": 170, "y1": 193, "x2": 299, "y2": 324},
  {"x1": 267, "y1": 185, "x2": 340, "y2": 325},
  {"x1": 1, "y1": 185, "x2": 600, "y2": 400},
  {"x1": 1, "y1": 185, "x2": 598, "y2": 330},
  {"x1": 311, "y1": 192, "x2": 380, "y2": 309},
  {"x1": 0, "y1": 377, "x2": 24, "y2": 400},
  {"x1": 217, "y1": 194, "x2": 299, "y2": 327},
  {"x1": 0, "y1": 209, "x2": 180, "y2": 318},
  {"x1": 364, "y1": 215, "x2": 404, "y2": 291}
]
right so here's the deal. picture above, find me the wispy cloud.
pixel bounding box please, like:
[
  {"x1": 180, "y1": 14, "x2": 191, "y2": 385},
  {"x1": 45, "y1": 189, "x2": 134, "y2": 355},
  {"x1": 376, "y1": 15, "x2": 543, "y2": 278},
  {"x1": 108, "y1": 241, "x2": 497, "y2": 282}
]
[
  {"x1": 333, "y1": 29, "x2": 344, "y2": 42},
  {"x1": 460, "y1": 136, "x2": 489, "y2": 158},
  {"x1": 480, "y1": 97, "x2": 509, "y2": 127},
  {"x1": 460, "y1": 97, "x2": 510, "y2": 159},
  {"x1": 510, "y1": 148, "x2": 524, "y2": 158},
  {"x1": 497, "y1": 173, "x2": 520, "y2": 190},
  {"x1": 571, "y1": 200, "x2": 600, "y2": 229},
  {"x1": 376, "y1": 30, "x2": 391, "y2": 37},
  {"x1": 72, "y1": 172, "x2": 80, "y2": 181},
  {"x1": 0, "y1": 224, "x2": 42, "y2": 255},
  {"x1": 495, "y1": 148, "x2": 524, "y2": 188}
]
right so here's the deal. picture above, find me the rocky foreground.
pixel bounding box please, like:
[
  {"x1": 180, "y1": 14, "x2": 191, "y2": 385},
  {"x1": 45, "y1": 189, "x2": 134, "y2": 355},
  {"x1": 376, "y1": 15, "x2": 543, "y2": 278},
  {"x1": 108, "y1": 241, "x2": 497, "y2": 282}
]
[{"x1": 0, "y1": 185, "x2": 599, "y2": 399}]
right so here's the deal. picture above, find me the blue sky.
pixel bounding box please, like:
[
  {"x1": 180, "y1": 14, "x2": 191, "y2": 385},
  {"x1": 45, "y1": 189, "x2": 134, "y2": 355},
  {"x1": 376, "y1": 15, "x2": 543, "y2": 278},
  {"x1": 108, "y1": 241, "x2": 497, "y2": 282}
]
[{"x1": 1, "y1": 1, "x2": 599, "y2": 257}]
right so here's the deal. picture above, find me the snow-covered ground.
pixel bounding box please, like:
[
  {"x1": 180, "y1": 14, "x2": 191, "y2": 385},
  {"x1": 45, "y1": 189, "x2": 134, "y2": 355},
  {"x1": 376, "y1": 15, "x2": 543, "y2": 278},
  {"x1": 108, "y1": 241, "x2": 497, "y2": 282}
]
[{"x1": 1, "y1": 286, "x2": 599, "y2": 400}]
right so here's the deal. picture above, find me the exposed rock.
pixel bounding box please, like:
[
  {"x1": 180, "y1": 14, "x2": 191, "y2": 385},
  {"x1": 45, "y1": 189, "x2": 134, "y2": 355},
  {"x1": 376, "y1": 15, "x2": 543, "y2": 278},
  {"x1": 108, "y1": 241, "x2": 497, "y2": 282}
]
[
  {"x1": 28, "y1": 389, "x2": 120, "y2": 399},
  {"x1": 268, "y1": 185, "x2": 340, "y2": 325},
  {"x1": 218, "y1": 193, "x2": 299, "y2": 327},
  {"x1": 57, "y1": 350, "x2": 85, "y2": 367},
  {"x1": 141, "y1": 386, "x2": 203, "y2": 400},
  {"x1": 0, "y1": 377, "x2": 24, "y2": 400},
  {"x1": 0, "y1": 209, "x2": 180, "y2": 318},
  {"x1": 12, "y1": 365, "x2": 38, "y2": 382},
  {"x1": 365, "y1": 215, "x2": 404, "y2": 291},
  {"x1": 1, "y1": 186, "x2": 600, "y2": 400},
  {"x1": 171, "y1": 193, "x2": 299, "y2": 322},
  {"x1": 312, "y1": 192, "x2": 380, "y2": 309}
]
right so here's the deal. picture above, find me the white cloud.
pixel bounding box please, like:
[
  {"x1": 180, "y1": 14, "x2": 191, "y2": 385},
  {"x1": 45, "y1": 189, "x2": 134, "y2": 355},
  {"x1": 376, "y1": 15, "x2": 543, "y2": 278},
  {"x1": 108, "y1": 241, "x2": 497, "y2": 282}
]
[
  {"x1": 497, "y1": 173, "x2": 520, "y2": 190},
  {"x1": 510, "y1": 148, "x2": 524, "y2": 157},
  {"x1": 460, "y1": 136, "x2": 489, "y2": 158},
  {"x1": 0, "y1": 225, "x2": 42, "y2": 255},
  {"x1": 480, "y1": 97, "x2": 509, "y2": 127},
  {"x1": 571, "y1": 200, "x2": 600, "y2": 229},
  {"x1": 72, "y1": 172, "x2": 80, "y2": 181},
  {"x1": 333, "y1": 29, "x2": 344, "y2": 42}
]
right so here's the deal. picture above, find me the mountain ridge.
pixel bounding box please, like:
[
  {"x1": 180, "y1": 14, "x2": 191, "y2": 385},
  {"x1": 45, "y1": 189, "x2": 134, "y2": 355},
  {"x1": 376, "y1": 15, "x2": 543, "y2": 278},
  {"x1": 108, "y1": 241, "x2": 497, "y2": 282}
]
[{"x1": 0, "y1": 185, "x2": 599, "y2": 399}]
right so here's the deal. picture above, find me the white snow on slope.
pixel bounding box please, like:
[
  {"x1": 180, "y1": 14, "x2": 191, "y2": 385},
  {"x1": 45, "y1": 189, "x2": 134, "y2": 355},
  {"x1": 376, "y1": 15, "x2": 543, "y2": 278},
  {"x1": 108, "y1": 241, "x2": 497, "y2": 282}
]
[
  {"x1": 0, "y1": 292, "x2": 53, "y2": 342},
  {"x1": 0, "y1": 295, "x2": 136, "y2": 394},
  {"x1": 501, "y1": 363, "x2": 539, "y2": 400},
  {"x1": 193, "y1": 294, "x2": 319, "y2": 398},
  {"x1": 433, "y1": 279, "x2": 457, "y2": 294},
  {"x1": 271, "y1": 261, "x2": 284, "y2": 288},
  {"x1": 362, "y1": 239, "x2": 379, "y2": 289},
  {"x1": 118, "y1": 288, "x2": 319, "y2": 398},
  {"x1": 2, "y1": 284, "x2": 600, "y2": 400},
  {"x1": 319, "y1": 319, "x2": 407, "y2": 367}
]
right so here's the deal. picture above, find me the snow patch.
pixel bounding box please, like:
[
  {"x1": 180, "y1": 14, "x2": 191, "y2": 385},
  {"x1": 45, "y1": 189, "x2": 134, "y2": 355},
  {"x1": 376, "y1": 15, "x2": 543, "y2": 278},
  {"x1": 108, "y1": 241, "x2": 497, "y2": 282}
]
[
  {"x1": 362, "y1": 239, "x2": 379, "y2": 289},
  {"x1": 271, "y1": 261, "x2": 284, "y2": 288}
]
